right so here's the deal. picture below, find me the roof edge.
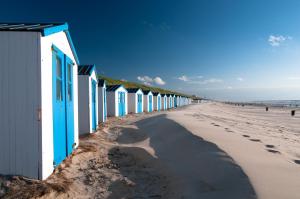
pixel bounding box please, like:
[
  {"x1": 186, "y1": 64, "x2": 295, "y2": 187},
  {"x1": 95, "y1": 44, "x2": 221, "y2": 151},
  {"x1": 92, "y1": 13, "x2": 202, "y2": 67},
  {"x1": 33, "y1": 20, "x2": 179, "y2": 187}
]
[{"x1": 41, "y1": 22, "x2": 68, "y2": 36}]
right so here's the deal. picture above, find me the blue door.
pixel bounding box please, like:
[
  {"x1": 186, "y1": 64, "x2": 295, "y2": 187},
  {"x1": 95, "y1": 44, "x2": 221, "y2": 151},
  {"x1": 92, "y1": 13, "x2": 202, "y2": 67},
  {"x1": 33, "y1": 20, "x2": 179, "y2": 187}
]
[
  {"x1": 158, "y1": 96, "x2": 161, "y2": 111},
  {"x1": 137, "y1": 94, "x2": 142, "y2": 113},
  {"x1": 149, "y1": 95, "x2": 152, "y2": 112},
  {"x1": 65, "y1": 56, "x2": 75, "y2": 156},
  {"x1": 174, "y1": 97, "x2": 177, "y2": 108},
  {"x1": 103, "y1": 88, "x2": 107, "y2": 121},
  {"x1": 91, "y1": 80, "x2": 97, "y2": 131},
  {"x1": 118, "y1": 92, "x2": 125, "y2": 116},
  {"x1": 52, "y1": 45, "x2": 75, "y2": 166}
]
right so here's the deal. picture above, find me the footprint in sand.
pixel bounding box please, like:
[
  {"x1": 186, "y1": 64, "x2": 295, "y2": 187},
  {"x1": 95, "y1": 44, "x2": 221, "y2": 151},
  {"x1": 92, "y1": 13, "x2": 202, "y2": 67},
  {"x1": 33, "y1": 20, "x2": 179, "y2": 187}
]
[
  {"x1": 243, "y1": 135, "x2": 250, "y2": 138},
  {"x1": 249, "y1": 139, "x2": 261, "y2": 142},
  {"x1": 224, "y1": 128, "x2": 234, "y2": 133},
  {"x1": 211, "y1": 122, "x2": 220, "y2": 127},
  {"x1": 294, "y1": 160, "x2": 300, "y2": 165},
  {"x1": 265, "y1": 144, "x2": 275, "y2": 148},
  {"x1": 267, "y1": 149, "x2": 281, "y2": 154}
]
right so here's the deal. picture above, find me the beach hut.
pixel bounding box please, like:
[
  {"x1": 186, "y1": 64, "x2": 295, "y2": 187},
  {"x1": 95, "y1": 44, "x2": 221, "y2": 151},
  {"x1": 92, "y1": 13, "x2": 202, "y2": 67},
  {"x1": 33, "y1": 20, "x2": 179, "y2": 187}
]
[
  {"x1": 98, "y1": 79, "x2": 107, "y2": 123},
  {"x1": 0, "y1": 23, "x2": 79, "y2": 179},
  {"x1": 127, "y1": 88, "x2": 144, "y2": 114},
  {"x1": 161, "y1": 94, "x2": 168, "y2": 110},
  {"x1": 143, "y1": 90, "x2": 154, "y2": 112},
  {"x1": 153, "y1": 92, "x2": 162, "y2": 111},
  {"x1": 176, "y1": 95, "x2": 181, "y2": 107},
  {"x1": 78, "y1": 65, "x2": 98, "y2": 135},
  {"x1": 167, "y1": 94, "x2": 173, "y2": 109},
  {"x1": 173, "y1": 94, "x2": 178, "y2": 108},
  {"x1": 106, "y1": 85, "x2": 128, "y2": 117}
]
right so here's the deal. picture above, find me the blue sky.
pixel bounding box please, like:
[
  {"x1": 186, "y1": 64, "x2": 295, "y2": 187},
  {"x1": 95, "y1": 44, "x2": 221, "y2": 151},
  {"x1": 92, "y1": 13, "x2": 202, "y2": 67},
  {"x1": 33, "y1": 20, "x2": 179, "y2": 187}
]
[{"x1": 2, "y1": 0, "x2": 300, "y2": 101}]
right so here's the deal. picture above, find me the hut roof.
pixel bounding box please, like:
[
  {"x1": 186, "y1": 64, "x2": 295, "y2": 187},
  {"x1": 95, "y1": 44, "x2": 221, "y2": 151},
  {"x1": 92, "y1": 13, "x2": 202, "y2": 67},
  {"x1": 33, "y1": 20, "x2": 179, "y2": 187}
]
[
  {"x1": 106, "y1": 85, "x2": 123, "y2": 92},
  {"x1": 78, "y1": 65, "x2": 96, "y2": 75}
]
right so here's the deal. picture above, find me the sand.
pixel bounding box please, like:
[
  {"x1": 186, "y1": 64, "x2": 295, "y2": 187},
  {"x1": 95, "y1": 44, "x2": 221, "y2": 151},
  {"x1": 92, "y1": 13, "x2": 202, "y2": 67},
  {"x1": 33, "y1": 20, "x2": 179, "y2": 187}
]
[
  {"x1": 1, "y1": 102, "x2": 300, "y2": 198},
  {"x1": 173, "y1": 102, "x2": 300, "y2": 199}
]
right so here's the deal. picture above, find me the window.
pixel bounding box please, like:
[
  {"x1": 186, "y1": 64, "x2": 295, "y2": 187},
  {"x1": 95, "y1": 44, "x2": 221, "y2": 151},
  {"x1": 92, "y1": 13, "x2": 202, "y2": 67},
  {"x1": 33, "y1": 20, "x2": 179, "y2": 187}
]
[
  {"x1": 67, "y1": 64, "x2": 72, "y2": 101},
  {"x1": 56, "y1": 56, "x2": 63, "y2": 101}
]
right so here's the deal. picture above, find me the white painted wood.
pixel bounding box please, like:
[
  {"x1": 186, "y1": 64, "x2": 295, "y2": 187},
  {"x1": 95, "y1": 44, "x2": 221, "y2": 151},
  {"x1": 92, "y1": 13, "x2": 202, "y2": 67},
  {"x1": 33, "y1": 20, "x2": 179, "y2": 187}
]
[
  {"x1": 128, "y1": 89, "x2": 143, "y2": 114},
  {"x1": 78, "y1": 76, "x2": 90, "y2": 134},
  {"x1": 162, "y1": 95, "x2": 168, "y2": 110},
  {"x1": 0, "y1": 32, "x2": 41, "y2": 179},
  {"x1": 153, "y1": 93, "x2": 161, "y2": 111},
  {"x1": 78, "y1": 70, "x2": 98, "y2": 135},
  {"x1": 98, "y1": 82, "x2": 106, "y2": 123},
  {"x1": 143, "y1": 91, "x2": 153, "y2": 112},
  {"x1": 106, "y1": 86, "x2": 128, "y2": 117},
  {"x1": 40, "y1": 30, "x2": 79, "y2": 179},
  {"x1": 89, "y1": 70, "x2": 98, "y2": 132},
  {"x1": 0, "y1": 29, "x2": 80, "y2": 180}
]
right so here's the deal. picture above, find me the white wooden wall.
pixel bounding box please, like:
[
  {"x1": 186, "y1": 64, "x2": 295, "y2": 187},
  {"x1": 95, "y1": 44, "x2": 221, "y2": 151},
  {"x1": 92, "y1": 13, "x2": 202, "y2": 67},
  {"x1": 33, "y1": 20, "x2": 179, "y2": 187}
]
[
  {"x1": 106, "y1": 92, "x2": 116, "y2": 116},
  {"x1": 98, "y1": 85, "x2": 106, "y2": 123},
  {"x1": 162, "y1": 96, "x2": 167, "y2": 110},
  {"x1": 78, "y1": 76, "x2": 90, "y2": 134},
  {"x1": 88, "y1": 71, "x2": 98, "y2": 133},
  {"x1": 128, "y1": 93, "x2": 136, "y2": 113},
  {"x1": 153, "y1": 94, "x2": 161, "y2": 111},
  {"x1": 40, "y1": 31, "x2": 79, "y2": 179},
  {"x1": 106, "y1": 87, "x2": 127, "y2": 117},
  {"x1": 0, "y1": 32, "x2": 41, "y2": 179},
  {"x1": 143, "y1": 92, "x2": 153, "y2": 112}
]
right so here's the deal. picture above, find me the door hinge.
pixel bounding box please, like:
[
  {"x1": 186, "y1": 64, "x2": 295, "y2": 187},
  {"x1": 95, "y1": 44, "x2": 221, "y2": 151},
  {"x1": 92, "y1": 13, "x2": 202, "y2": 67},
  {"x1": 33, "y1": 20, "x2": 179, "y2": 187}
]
[{"x1": 37, "y1": 108, "x2": 42, "y2": 121}]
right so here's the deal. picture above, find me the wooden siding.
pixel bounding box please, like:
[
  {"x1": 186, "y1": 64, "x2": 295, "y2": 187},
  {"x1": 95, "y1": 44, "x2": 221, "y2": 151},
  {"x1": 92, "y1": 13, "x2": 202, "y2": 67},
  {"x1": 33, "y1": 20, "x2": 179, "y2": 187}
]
[{"x1": 0, "y1": 32, "x2": 41, "y2": 179}]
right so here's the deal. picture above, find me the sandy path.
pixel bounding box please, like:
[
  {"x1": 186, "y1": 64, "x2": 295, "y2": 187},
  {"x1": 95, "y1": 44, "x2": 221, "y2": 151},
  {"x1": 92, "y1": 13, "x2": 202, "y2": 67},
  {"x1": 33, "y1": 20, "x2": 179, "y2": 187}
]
[
  {"x1": 116, "y1": 109, "x2": 256, "y2": 199},
  {"x1": 167, "y1": 103, "x2": 300, "y2": 199},
  {"x1": 2, "y1": 103, "x2": 300, "y2": 198}
]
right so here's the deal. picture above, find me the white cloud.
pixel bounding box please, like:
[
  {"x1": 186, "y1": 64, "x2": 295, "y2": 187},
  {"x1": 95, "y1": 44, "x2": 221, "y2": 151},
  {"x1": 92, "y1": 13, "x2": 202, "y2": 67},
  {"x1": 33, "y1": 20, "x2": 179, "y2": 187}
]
[
  {"x1": 178, "y1": 75, "x2": 189, "y2": 82},
  {"x1": 227, "y1": 86, "x2": 233, "y2": 89},
  {"x1": 137, "y1": 75, "x2": 166, "y2": 86},
  {"x1": 137, "y1": 76, "x2": 152, "y2": 82},
  {"x1": 201, "y1": 78, "x2": 223, "y2": 84},
  {"x1": 268, "y1": 35, "x2": 292, "y2": 47},
  {"x1": 187, "y1": 78, "x2": 223, "y2": 85},
  {"x1": 177, "y1": 75, "x2": 223, "y2": 85},
  {"x1": 153, "y1": 77, "x2": 166, "y2": 85},
  {"x1": 177, "y1": 75, "x2": 203, "y2": 82},
  {"x1": 237, "y1": 77, "x2": 244, "y2": 81}
]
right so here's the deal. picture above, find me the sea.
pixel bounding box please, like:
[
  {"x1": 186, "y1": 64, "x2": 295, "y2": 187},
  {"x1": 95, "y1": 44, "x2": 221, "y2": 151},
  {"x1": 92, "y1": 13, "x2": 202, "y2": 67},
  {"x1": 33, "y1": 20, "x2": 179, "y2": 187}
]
[{"x1": 249, "y1": 100, "x2": 300, "y2": 108}]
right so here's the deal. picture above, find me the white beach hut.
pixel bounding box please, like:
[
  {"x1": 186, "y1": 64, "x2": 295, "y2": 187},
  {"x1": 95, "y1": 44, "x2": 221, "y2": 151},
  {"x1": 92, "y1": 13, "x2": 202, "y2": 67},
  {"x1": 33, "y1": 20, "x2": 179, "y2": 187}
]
[
  {"x1": 173, "y1": 94, "x2": 177, "y2": 108},
  {"x1": 98, "y1": 79, "x2": 107, "y2": 123},
  {"x1": 0, "y1": 23, "x2": 79, "y2": 179},
  {"x1": 106, "y1": 85, "x2": 128, "y2": 117},
  {"x1": 161, "y1": 94, "x2": 168, "y2": 110},
  {"x1": 127, "y1": 88, "x2": 144, "y2": 114},
  {"x1": 78, "y1": 65, "x2": 98, "y2": 135},
  {"x1": 153, "y1": 92, "x2": 162, "y2": 111},
  {"x1": 167, "y1": 94, "x2": 173, "y2": 109},
  {"x1": 176, "y1": 95, "x2": 181, "y2": 107},
  {"x1": 143, "y1": 90, "x2": 154, "y2": 112}
]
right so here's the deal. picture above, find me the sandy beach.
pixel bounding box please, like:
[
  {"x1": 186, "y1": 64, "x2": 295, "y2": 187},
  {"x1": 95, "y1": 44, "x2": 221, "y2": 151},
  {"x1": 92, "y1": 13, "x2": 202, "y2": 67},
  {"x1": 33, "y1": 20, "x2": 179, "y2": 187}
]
[{"x1": 1, "y1": 102, "x2": 300, "y2": 199}]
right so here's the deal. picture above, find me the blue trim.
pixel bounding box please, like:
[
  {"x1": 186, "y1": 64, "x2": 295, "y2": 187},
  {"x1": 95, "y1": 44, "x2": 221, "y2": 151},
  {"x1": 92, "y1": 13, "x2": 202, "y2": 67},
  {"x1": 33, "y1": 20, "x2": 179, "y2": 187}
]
[
  {"x1": 41, "y1": 22, "x2": 80, "y2": 65},
  {"x1": 42, "y1": 23, "x2": 68, "y2": 36},
  {"x1": 65, "y1": 30, "x2": 80, "y2": 65}
]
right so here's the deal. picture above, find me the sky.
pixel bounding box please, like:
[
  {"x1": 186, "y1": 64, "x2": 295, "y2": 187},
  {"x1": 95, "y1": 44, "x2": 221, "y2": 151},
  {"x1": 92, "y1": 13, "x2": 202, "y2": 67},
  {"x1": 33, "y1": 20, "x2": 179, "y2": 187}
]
[{"x1": 2, "y1": 0, "x2": 300, "y2": 101}]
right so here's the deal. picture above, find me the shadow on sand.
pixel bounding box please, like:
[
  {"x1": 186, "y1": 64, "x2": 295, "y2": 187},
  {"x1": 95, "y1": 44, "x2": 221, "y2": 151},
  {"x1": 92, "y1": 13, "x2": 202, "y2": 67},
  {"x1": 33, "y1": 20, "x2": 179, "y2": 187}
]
[{"x1": 108, "y1": 114, "x2": 257, "y2": 199}]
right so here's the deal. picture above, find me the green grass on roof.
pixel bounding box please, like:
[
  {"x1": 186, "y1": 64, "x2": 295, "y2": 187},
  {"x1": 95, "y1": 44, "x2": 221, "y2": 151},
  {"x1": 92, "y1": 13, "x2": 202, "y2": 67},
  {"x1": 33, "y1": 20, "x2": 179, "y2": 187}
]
[{"x1": 98, "y1": 75, "x2": 192, "y2": 97}]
